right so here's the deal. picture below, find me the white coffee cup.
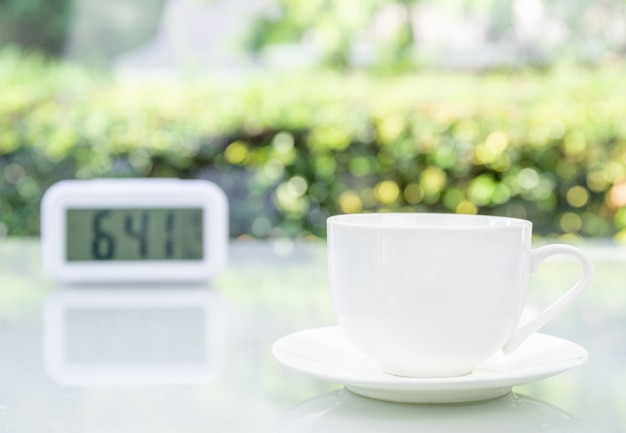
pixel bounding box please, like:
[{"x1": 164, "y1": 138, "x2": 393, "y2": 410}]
[{"x1": 327, "y1": 213, "x2": 593, "y2": 378}]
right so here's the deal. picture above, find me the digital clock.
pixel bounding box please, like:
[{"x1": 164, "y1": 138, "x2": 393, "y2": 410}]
[{"x1": 41, "y1": 179, "x2": 228, "y2": 283}]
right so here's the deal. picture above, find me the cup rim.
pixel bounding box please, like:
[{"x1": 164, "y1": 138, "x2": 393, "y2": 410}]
[{"x1": 327, "y1": 212, "x2": 532, "y2": 230}]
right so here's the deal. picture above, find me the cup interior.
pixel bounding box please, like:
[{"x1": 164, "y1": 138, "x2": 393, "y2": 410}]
[{"x1": 328, "y1": 213, "x2": 530, "y2": 230}]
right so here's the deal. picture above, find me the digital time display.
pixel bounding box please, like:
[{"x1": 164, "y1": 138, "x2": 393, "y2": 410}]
[
  {"x1": 66, "y1": 208, "x2": 204, "y2": 261},
  {"x1": 42, "y1": 179, "x2": 227, "y2": 282}
]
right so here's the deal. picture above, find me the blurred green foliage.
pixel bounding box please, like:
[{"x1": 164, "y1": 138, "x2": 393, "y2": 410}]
[{"x1": 1, "y1": 48, "x2": 626, "y2": 239}]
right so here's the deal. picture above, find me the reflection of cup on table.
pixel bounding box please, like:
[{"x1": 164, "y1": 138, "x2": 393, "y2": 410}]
[
  {"x1": 274, "y1": 389, "x2": 588, "y2": 433},
  {"x1": 327, "y1": 213, "x2": 593, "y2": 378}
]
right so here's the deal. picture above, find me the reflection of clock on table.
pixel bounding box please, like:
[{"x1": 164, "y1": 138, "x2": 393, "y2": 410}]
[
  {"x1": 41, "y1": 179, "x2": 228, "y2": 283},
  {"x1": 43, "y1": 286, "x2": 227, "y2": 386}
]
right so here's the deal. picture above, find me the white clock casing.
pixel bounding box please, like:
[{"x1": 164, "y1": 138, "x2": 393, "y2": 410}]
[{"x1": 41, "y1": 178, "x2": 228, "y2": 283}]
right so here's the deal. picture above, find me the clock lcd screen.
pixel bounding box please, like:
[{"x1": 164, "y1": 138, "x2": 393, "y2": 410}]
[{"x1": 66, "y1": 208, "x2": 204, "y2": 261}]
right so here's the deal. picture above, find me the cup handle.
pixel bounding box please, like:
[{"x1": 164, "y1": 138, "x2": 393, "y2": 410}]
[{"x1": 502, "y1": 244, "x2": 594, "y2": 354}]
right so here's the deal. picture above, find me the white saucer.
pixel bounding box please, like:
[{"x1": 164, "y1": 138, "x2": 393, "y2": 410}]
[{"x1": 272, "y1": 326, "x2": 587, "y2": 404}]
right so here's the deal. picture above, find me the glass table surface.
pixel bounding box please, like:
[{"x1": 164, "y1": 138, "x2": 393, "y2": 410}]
[{"x1": 0, "y1": 239, "x2": 624, "y2": 433}]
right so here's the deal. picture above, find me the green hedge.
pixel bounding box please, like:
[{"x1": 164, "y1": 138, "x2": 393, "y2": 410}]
[{"x1": 1, "y1": 48, "x2": 626, "y2": 240}]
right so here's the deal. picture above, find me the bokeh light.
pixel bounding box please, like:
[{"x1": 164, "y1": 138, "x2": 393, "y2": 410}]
[
  {"x1": 224, "y1": 141, "x2": 248, "y2": 164},
  {"x1": 403, "y1": 183, "x2": 424, "y2": 205},
  {"x1": 375, "y1": 180, "x2": 400, "y2": 204},
  {"x1": 566, "y1": 186, "x2": 590, "y2": 208},
  {"x1": 420, "y1": 167, "x2": 447, "y2": 197},
  {"x1": 338, "y1": 190, "x2": 363, "y2": 214},
  {"x1": 609, "y1": 182, "x2": 626, "y2": 208},
  {"x1": 560, "y1": 212, "x2": 583, "y2": 233}
]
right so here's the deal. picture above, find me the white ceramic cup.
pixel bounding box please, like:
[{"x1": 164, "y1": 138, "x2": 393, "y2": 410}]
[{"x1": 327, "y1": 213, "x2": 593, "y2": 378}]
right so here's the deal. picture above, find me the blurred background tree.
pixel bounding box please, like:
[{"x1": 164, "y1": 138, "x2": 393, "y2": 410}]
[
  {"x1": 0, "y1": 0, "x2": 624, "y2": 240},
  {"x1": 245, "y1": 0, "x2": 623, "y2": 71},
  {"x1": 0, "y1": 0, "x2": 73, "y2": 55},
  {"x1": 2, "y1": 0, "x2": 621, "y2": 68},
  {"x1": 245, "y1": 0, "x2": 421, "y2": 70}
]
